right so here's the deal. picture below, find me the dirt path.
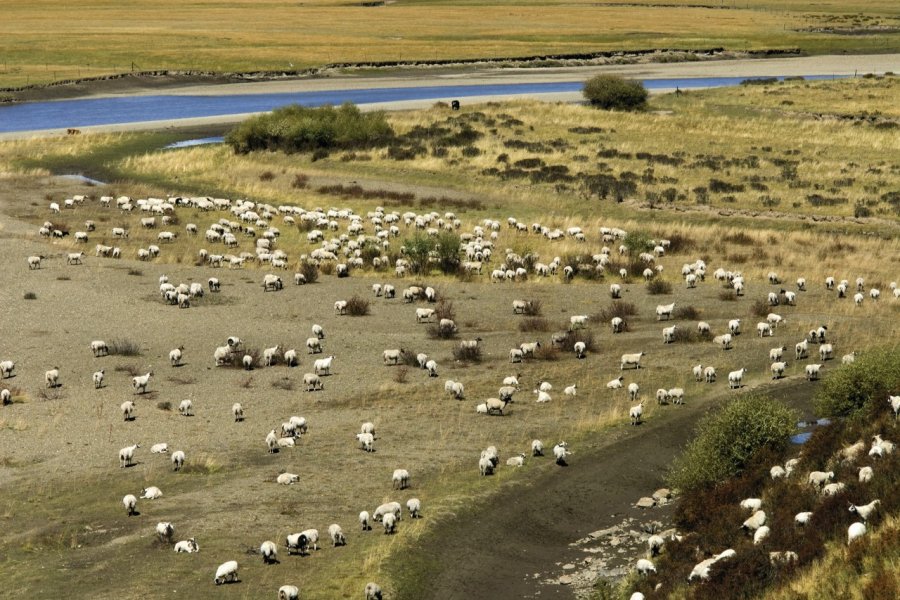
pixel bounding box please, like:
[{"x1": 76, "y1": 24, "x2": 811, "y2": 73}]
[{"x1": 403, "y1": 380, "x2": 816, "y2": 600}]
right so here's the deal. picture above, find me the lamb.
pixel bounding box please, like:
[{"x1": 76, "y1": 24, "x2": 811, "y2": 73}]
[
  {"x1": 807, "y1": 470, "x2": 835, "y2": 489},
  {"x1": 564, "y1": 384, "x2": 577, "y2": 397},
  {"x1": 140, "y1": 486, "x2": 163, "y2": 500},
  {"x1": 313, "y1": 355, "x2": 334, "y2": 376},
  {"x1": 123, "y1": 494, "x2": 137, "y2": 516},
  {"x1": 328, "y1": 523, "x2": 346, "y2": 546},
  {"x1": 171, "y1": 450, "x2": 185, "y2": 471},
  {"x1": 607, "y1": 376, "x2": 625, "y2": 389},
  {"x1": 92, "y1": 369, "x2": 104, "y2": 389},
  {"x1": 45, "y1": 367, "x2": 60, "y2": 388},
  {"x1": 406, "y1": 498, "x2": 422, "y2": 518},
  {"x1": 728, "y1": 368, "x2": 746, "y2": 389},
  {"x1": 90, "y1": 340, "x2": 109, "y2": 357},
  {"x1": 156, "y1": 522, "x2": 175, "y2": 543},
  {"x1": 506, "y1": 454, "x2": 526, "y2": 467},
  {"x1": 770, "y1": 361, "x2": 787, "y2": 380},
  {"x1": 704, "y1": 366, "x2": 717, "y2": 383},
  {"x1": 178, "y1": 399, "x2": 193, "y2": 416},
  {"x1": 392, "y1": 468, "x2": 410, "y2": 489},
  {"x1": 365, "y1": 583, "x2": 383, "y2": 600},
  {"x1": 741, "y1": 510, "x2": 767, "y2": 532},
  {"x1": 359, "y1": 511, "x2": 372, "y2": 531},
  {"x1": 656, "y1": 302, "x2": 675, "y2": 321},
  {"x1": 213, "y1": 560, "x2": 239, "y2": 585},
  {"x1": 630, "y1": 402, "x2": 644, "y2": 425},
  {"x1": 132, "y1": 371, "x2": 152, "y2": 394},
  {"x1": 805, "y1": 363, "x2": 822, "y2": 381},
  {"x1": 847, "y1": 522, "x2": 867, "y2": 544},
  {"x1": 849, "y1": 500, "x2": 880, "y2": 522},
  {"x1": 382, "y1": 512, "x2": 397, "y2": 534},
  {"x1": 121, "y1": 400, "x2": 136, "y2": 421},
  {"x1": 278, "y1": 586, "x2": 299, "y2": 600},
  {"x1": 620, "y1": 352, "x2": 645, "y2": 370},
  {"x1": 635, "y1": 558, "x2": 656, "y2": 575},
  {"x1": 174, "y1": 538, "x2": 199, "y2": 553},
  {"x1": 119, "y1": 444, "x2": 139, "y2": 468},
  {"x1": 553, "y1": 442, "x2": 570, "y2": 465},
  {"x1": 277, "y1": 473, "x2": 299, "y2": 485},
  {"x1": 169, "y1": 346, "x2": 184, "y2": 367},
  {"x1": 150, "y1": 443, "x2": 168, "y2": 454},
  {"x1": 532, "y1": 440, "x2": 544, "y2": 456},
  {"x1": 713, "y1": 333, "x2": 733, "y2": 350}
]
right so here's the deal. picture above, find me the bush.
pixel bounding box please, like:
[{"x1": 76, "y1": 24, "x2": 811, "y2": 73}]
[
  {"x1": 403, "y1": 234, "x2": 435, "y2": 274},
  {"x1": 393, "y1": 366, "x2": 409, "y2": 384},
  {"x1": 291, "y1": 173, "x2": 309, "y2": 189},
  {"x1": 674, "y1": 305, "x2": 699, "y2": 320},
  {"x1": 667, "y1": 394, "x2": 798, "y2": 493},
  {"x1": 108, "y1": 339, "x2": 142, "y2": 356},
  {"x1": 452, "y1": 344, "x2": 483, "y2": 363},
  {"x1": 434, "y1": 232, "x2": 461, "y2": 275},
  {"x1": 519, "y1": 317, "x2": 550, "y2": 332},
  {"x1": 23, "y1": 292, "x2": 37, "y2": 300},
  {"x1": 750, "y1": 299, "x2": 770, "y2": 318},
  {"x1": 299, "y1": 260, "x2": 319, "y2": 284},
  {"x1": 226, "y1": 102, "x2": 394, "y2": 154},
  {"x1": 814, "y1": 345, "x2": 900, "y2": 418},
  {"x1": 345, "y1": 295, "x2": 370, "y2": 316},
  {"x1": 434, "y1": 299, "x2": 455, "y2": 321},
  {"x1": 582, "y1": 75, "x2": 648, "y2": 111},
  {"x1": 646, "y1": 279, "x2": 673, "y2": 295},
  {"x1": 592, "y1": 302, "x2": 637, "y2": 324}
]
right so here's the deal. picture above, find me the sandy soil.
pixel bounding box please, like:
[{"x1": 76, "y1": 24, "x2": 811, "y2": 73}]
[{"x1": 2, "y1": 53, "x2": 898, "y2": 140}]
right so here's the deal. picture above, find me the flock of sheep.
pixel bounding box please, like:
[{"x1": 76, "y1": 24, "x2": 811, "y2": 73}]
[{"x1": 9, "y1": 190, "x2": 900, "y2": 597}]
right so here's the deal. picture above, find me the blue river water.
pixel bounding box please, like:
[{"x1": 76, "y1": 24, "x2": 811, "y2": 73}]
[{"x1": 0, "y1": 75, "x2": 840, "y2": 134}]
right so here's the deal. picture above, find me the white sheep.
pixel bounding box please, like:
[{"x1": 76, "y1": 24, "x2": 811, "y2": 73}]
[
  {"x1": 770, "y1": 466, "x2": 786, "y2": 479},
  {"x1": 156, "y1": 522, "x2": 174, "y2": 542},
  {"x1": 607, "y1": 376, "x2": 624, "y2": 389},
  {"x1": 150, "y1": 443, "x2": 168, "y2": 454},
  {"x1": 0, "y1": 360, "x2": 15, "y2": 379},
  {"x1": 635, "y1": 558, "x2": 656, "y2": 575},
  {"x1": 621, "y1": 352, "x2": 645, "y2": 370},
  {"x1": 90, "y1": 340, "x2": 109, "y2": 357},
  {"x1": 45, "y1": 367, "x2": 60, "y2": 388},
  {"x1": 485, "y1": 397, "x2": 509, "y2": 415},
  {"x1": 285, "y1": 532, "x2": 309, "y2": 555},
  {"x1": 770, "y1": 361, "x2": 787, "y2": 380},
  {"x1": 648, "y1": 534, "x2": 664, "y2": 557},
  {"x1": 359, "y1": 511, "x2": 372, "y2": 531},
  {"x1": 553, "y1": 442, "x2": 569, "y2": 465},
  {"x1": 889, "y1": 395, "x2": 900, "y2": 419},
  {"x1": 570, "y1": 315, "x2": 589, "y2": 330},
  {"x1": 564, "y1": 384, "x2": 577, "y2": 397},
  {"x1": 132, "y1": 371, "x2": 152, "y2": 394},
  {"x1": 534, "y1": 389, "x2": 551, "y2": 403},
  {"x1": 728, "y1": 368, "x2": 746, "y2": 389},
  {"x1": 174, "y1": 538, "x2": 199, "y2": 553},
  {"x1": 302, "y1": 372, "x2": 323, "y2": 392},
  {"x1": 849, "y1": 499, "x2": 880, "y2": 522},
  {"x1": 691, "y1": 364, "x2": 703, "y2": 382},
  {"x1": 506, "y1": 453, "x2": 526, "y2": 467},
  {"x1": 532, "y1": 440, "x2": 544, "y2": 456},
  {"x1": 382, "y1": 513, "x2": 397, "y2": 534},
  {"x1": 314, "y1": 355, "x2": 334, "y2": 376},
  {"x1": 662, "y1": 325, "x2": 677, "y2": 344},
  {"x1": 847, "y1": 522, "x2": 867, "y2": 544},
  {"x1": 753, "y1": 526, "x2": 771, "y2": 545},
  {"x1": 425, "y1": 359, "x2": 439, "y2": 377},
  {"x1": 627, "y1": 382, "x2": 640, "y2": 401},
  {"x1": 357, "y1": 433, "x2": 375, "y2": 452},
  {"x1": 574, "y1": 341, "x2": 587, "y2": 359},
  {"x1": 277, "y1": 437, "x2": 295, "y2": 449},
  {"x1": 741, "y1": 510, "x2": 767, "y2": 532},
  {"x1": 629, "y1": 402, "x2": 644, "y2": 425},
  {"x1": 171, "y1": 450, "x2": 185, "y2": 471},
  {"x1": 741, "y1": 498, "x2": 762, "y2": 512},
  {"x1": 475, "y1": 403, "x2": 488, "y2": 415},
  {"x1": 807, "y1": 470, "x2": 834, "y2": 488},
  {"x1": 713, "y1": 333, "x2": 733, "y2": 350},
  {"x1": 769, "y1": 346, "x2": 787, "y2": 361},
  {"x1": 328, "y1": 523, "x2": 346, "y2": 546},
  {"x1": 232, "y1": 403, "x2": 244, "y2": 422},
  {"x1": 119, "y1": 444, "x2": 139, "y2": 468},
  {"x1": 277, "y1": 473, "x2": 300, "y2": 485},
  {"x1": 795, "y1": 339, "x2": 809, "y2": 360},
  {"x1": 365, "y1": 582, "x2": 383, "y2": 600},
  {"x1": 819, "y1": 343, "x2": 834, "y2": 361},
  {"x1": 728, "y1": 319, "x2": 741, "y2": 335},
  {"x1": 756, "y1": 322, "x2": 773, "y2": 338},
  {"x1": 123, "y1": 494, "x2": 137, "y2": 516},
  {"x1": 794, "y1": 511, "x2": 813, "y2": 526},
  {"x1": 306, "y1": 337, "x2": 322, "y2": 354},
  {"x1": 213, "y1": 560, "x2": 239, "y2": 585},
  {"x1": 479, "y1": 455, "x2": 494, "y2": 475},
  {"x1": 805, "y1": 364, "x2": 822, "y2": 381},
  {"x1": 668, "y1": 388, "x2": 685, "y2": 405},
  {"x1": 140, "y1": 486, "x2": 163, "y2": 500},
  {"x1": 121, "y1": 400, "x2": 136, "y2": 421},
  {"x1": 392, "y1": 468, "x2": 410, "y2": 489},
  {"x1": 842, "y1": 352, "x2": 856, "y2": 365},
  {"x1": 178, "y1": 399, "x2": 193, "y2": 416},
  {"x1": 406, "y1": 498, "x2": 422, "y2": 518},
  {"x1": 92, "y1": 369, "x2": 105, "y2": 389},
  {"x1": 704, "y1": 366, "x2": 717, "y2": 383},
  {"x1": 858, "y1": 466, "x2": 874, "y2": 483}
]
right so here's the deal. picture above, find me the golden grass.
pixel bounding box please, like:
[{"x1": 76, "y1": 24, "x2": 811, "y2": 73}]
[{"x1": 2, "y1": 0, "x2": 900, "y2": 88}]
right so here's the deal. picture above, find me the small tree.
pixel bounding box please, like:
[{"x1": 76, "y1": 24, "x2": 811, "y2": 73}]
[
  {"x1": 403, "y1": 234, "x2": 435, "y2": 275},
  {"x1": 814, "y1": 345, "x2": 900, "y2": 418},
  {"x1": 582, "y1": 75, "x2": 648, "y2": 111},
  {"x1": 434, "y1": 232, "x2": 461, "y2": 275}
]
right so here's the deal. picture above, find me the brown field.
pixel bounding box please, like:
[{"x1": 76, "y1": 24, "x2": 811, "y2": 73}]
[
  {"x1": 1, "y1": 0, "x2": 900, "y2": 89},
  {"x1": 0, "y1": 79, "x2": 899, "y2": 599}
]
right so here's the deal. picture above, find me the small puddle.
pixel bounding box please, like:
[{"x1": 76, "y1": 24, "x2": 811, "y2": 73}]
[
  {"x1": 57, "y1": 174, "x2": 106, "y2": 186},
  {"x1": 790, "y1": 418, "x2": 832, "y2": 444},
  {"x1": 163, "y1": 136, "x2": 224, "y2": 149}
]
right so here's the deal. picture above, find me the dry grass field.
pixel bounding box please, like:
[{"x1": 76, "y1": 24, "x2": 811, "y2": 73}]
[
  {"x1": 0, "y1": 79, "x2": 898, "y2": 599},
  {"x1": 1, "y1": 0, "x2": 899, "y2": 89}
]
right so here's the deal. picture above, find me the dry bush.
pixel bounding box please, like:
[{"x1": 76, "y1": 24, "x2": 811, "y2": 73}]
[
  {"x1": 562, "y1": 330, "x2": 597, "y2": 352},
  {"x1": 750, "y1": 299, "x2": 770, "y2": 318},
  {"x1": 519, "y1": 317, "x2": 550, "y2": 332},
  {"x1": 319, "y1": 262, "x2": 335, "y2": 276},
  {"x1": 258, "y1": 170, "x2": 276, "y2": 181},
  {"x1": 719, "y1": 290, "x2": 738, "y2": 301},
  {"x1": 299, "y1": 260, "x2": 319, "y2": 283},
  {"x1": 533, "y1": 345, "x2": 559, "y2": 361},
  {"x1": 114, "y1": 364, "x2": 142, "y2": 377},
  {"x1": 646, "y1": 279, "x2": 673, "y2": 295},
  {"x1": 393, "y1": 366, "x2": 409, "y2": 384},
  {"x1": 156, "y1": 401, "x2": 172, "y2": 411},
  {"x1": 291, "y1": 173, "x2": 309, "y2": 188},
  {"x1": 671, "y1": 328, "x2": 703, "y2": 344},
  {"x1": 239, "y1": 375, "x2": 255, "y2": 388},
  {"x1": 427, "y1": 323, "x2": 457, "y2": 340},
  {"x1": 434, "y1": 299, "x2": 455, "y2": 321},
  {"x1": 224, "y1": 348, "x2": 260, "y2": 370},
  {"x1": 674, "y1": 305, "x2": 700, "y2": 320},
  {"x1": 166, "y1": 375, "x2": 196, "y2": 385},
  {"x1": 36, "y1": 388, "x2": 64, "y2": 401},
  {"x1": 271, "y1": 378, "x2": 295, "y2": 391},
  {"x1": 345, "y1": 295, "x2": 371, "y2": 316},
  {"x1": 522, "y1": 299, "x2": 542, "y2": 316},
  {"x1": 127, "y1": 268, "x2": 143, "y2": 276},
  {"x1": 452, "y1": 345, "x2": 483, "y2": 363},
  {"x1": 23, "y1": 292, "x2": 37, "y2": 300},
  {"x1": 108, "y1": 339, "x2": 142, "y2": 356},
  {"x1": 397, "y1": 349, "x2": 420, "y2": 367},
  {"x1": 593, "y1": 302, "x2": 638, "y2": 323}
]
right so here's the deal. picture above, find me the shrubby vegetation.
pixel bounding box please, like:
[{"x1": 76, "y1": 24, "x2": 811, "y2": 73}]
[
  {"x1": 582, "y1": 75, "x2": 648, "y2": 111},
  {"x1": 668, "y1": 394, "x2": 797, "y2": 493},
  {"x1": 814, "y1": 344, "x2": 900, "y2": 418},
  {"x1": 226, "y1": 103, "x2": 393, "y2": 154},
  {"x1": 402, "y1": 232, "x2": 461, "y2": 275}
]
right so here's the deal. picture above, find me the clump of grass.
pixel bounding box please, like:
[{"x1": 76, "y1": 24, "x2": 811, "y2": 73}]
[
  {"x1": 259, "y1": 170, "x2": 276, "y2": 181},
  {"x1": 434, "y1": 299, "x2": 455, "y2": 321},
  {"x1": 114, "y1": 364, "x2": 142, "y2": 377},
  {"x1": 271, "y1": 378, "x2": 295, "y2": 391},
  {"x1": 593, "y1": 302, "x2": 638, "y2": 323},
  {"x1": 23, "y1": 292, "x2": 37, "y2": 300},
  {"x1": 181, "y1": 454, "x2": 221, "y2": 475},
  {"x1": 156, "y1": 401, "x2": 172, "y2": 411},
  {"x1": 108, "y1": 339, "x2": 142, "y2": 356},
  {"x1": 647, "y1": 279, "x2": 673, "y2": 295},
  {"x1": 452, "y1": 344, "x2": 483, "y2": 363},
  {"x1": 519, "y1": 317, "x2": 550, "y2": 332},
  {"x1": 239, "y1": 375, "x2": 255, "y2": 388},
  {"x1": 225, "y1": 348, "x2": 260, "y2": 370},
  {"x1": 345, "y1": 295, "x2": 370, "y2": 316},
  {"x1": 674, "y1": 306, "x2": 700, "y2": 320},
  {"x1": 127, "y1": 268, "x2": 143, "y2": 276},
  {"x1": 522, "y1": 299, "x2": 542, "y2": 316},
  {"x1": 671, "y1": 328, "x2": 703, "y2": 344},
  {"x1": 719, "y1": 290, "x2": 738, "y2": 301},
  {"x1": 36, "y1": 388, "x2": 63, "y2": 401},
  {"x1": 319, "y1": 261, "x2": 335, "y2": 276},
  {"x1": 291, "y1": 173, "x2": 309, "y2": 188},
  {"x1": 398, "y1": 349, "x2": 420, "y2": 367},
  {"x1": 393, "y1": 366, "x2": 409, "y2": 384},
  {"x1": 1, "y1": 387, "x2": 26, "y2": 405},
  {"x1": 750, "y1": 299, "x2": 770, "y2": 318},
  {"x1": 56, "y1": 276, "x2": 70, "y2": 281},
  {"x1": 533, "y1": 345, "x2": 560, "y2": 361},
  {"x1": 563, "y1": 330, "x2": 597, "y2": 352},
  {"x1": 166, "y1": 375, "x2": 196, "y2": 385}
]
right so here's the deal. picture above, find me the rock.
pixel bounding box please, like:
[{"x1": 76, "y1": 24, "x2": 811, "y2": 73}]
[
  {"x1": 642, "y1": 521, "x2": 663, "y2": 534},
  {"x1": 652, "y1": 488, "x2": 672, "y2": 501},
  {"x1": 635, "y1": 497, "x2": 656, "y2": 508},
  {"x1": 589, "y1": 526, "x2": 620, "y2": 539},
  {"x1": 563, "y1": 563, "x2": 575, "y2": 570},
  {"x1": 558, "y1": 575, "x2": 573, "y2": 585}
]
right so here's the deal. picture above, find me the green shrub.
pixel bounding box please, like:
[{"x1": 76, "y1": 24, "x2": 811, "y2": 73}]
[
  {"x1": 667, "y1": 394, "x2": 797, "y2": 493},
  {"x1": 582, "y1": 75, "x2": 648, "y2": 111},
  {"x1": 226, "y1": 102, "x2": 394, "y2": 154},
  {"x1": 814, "y1": 345, "x2": 900, "y2": 418}
]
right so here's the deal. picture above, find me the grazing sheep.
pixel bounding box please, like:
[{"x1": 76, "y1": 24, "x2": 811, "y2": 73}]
[
  {"x1": 757, "y1": 322, "x2": 773, "y2": 338},
  {"x1": 704, "y1": 366, "x2": 717, "y2": 383},
  {"x1": 741, "y1": 498, "x2": 763, "y2": 512},
  {"x1": 769, "y1": 346, "x2": 787, "y2": 361},
  {"x1": 485, "y1": 397, "x2": 509, "y2": 415},
  {"x1": 171, "y1": 450, "x2": 185, "y2": 471},
  {"x1": 479, "y1": 456, "x2": 495, "y2": 476},
  {"x1": 121, "y1": 400, "x2": 136, "y2": 421},
  {"x1": 648, "y1": 535, "x2": 664, "y2": 557},
  {"x1": 359, "y1": 511, "x2": 371, "y2": 531},
  {"x1": 728, "y1": 319, "x2": 741, "y2": 335},
  {"x1": 178, "y1": 399, "x2": 193, "y2": 416},
  {"x1": 728, "y1": 368, "x2": 747, "y2": 389},
  {"x1": 610, "y1": 284, "x2": 622, "y2": 299},
  {"x1": 132, "y1": 371, "x2": 152, "y2": 394},
  {"x1": 357, "y1": 431, "x2": 373, "y2": 452},
  {"x1": 753, "y1": 526, "x2": 771, "y2": 545},
  {"x1": 574, "y1": 341, "x2": 587, "y2": 359},
  {"x1": 630, "y1": 402, "x2": 644, "y2": 425},
  {"x1": 794, "y1": 512, "x2": 813, "y2": 526},
  {"x1": 123, "y1": 494, "x2": 137, "y2": 516},
  {"x1": 805, "y1": 364, "x2": 822, "y2": 381},
  {"x1": 0, "y1": 360, "x2": 15, "y2": 379},
  {"x1": 140, "y1": 486, "x2": 163, "y2": 500},
  {"x1": 859, "y1": 466, "x2": 874, "y2": 483},
  {"x1": 847, "y1": 522, "x2": 867, "y2": 544},
  {"x1": 770, "y1": 361, "x2": 787, "y2": 380},
  {"x1": 741, "y1": 510, "x2": 767, "y2": 532},
  {"x1": 819, "y1": 343, "x2": 834, "y2": 361},
  {"x1": 509, "y1": 348, "x2": 524, "y2": 363},
  {"x1": 156, "y1": 522, "x2": 174, "y2": 542},
  {"x1": 45, "y1": 367, "x2": 60, "y2": 388},
  {"x1": 628, "y1": 382, "x2": 640, "y2": 401},
  {"x1": 92, "y1": 369, "x2": 104, "y2": 389},
  {"x1": 770, "y1": 466, "x2": 786, "y2": 479},
  {"x1": 328, "y1": 523, "x2": 346, "y2": 546},
  {"x1": 213, "y1": 560, "x2": 239, "y2": 585},
  {"x1": 668, "y1": 388, "x2": 685, "y2": 405},
  {"x1": 382, "y1": 513, "x2": 397, "y2": 534},
  {"x1": 425, "y1": 359, "x2": 439, "y2": 377},
  {"x1": 871, "y1": 434, "x2": 895, "y2": 457},
  {"x1": 90, "y1": 340, "x2": 109, "y2": 357},
  {"x1": 532, "y1": 440, "x2": 544, "y2": 456},
  {"x1": 620, "y1": 352, "x2": 645, "y2": 370},
  {"x1": 119, "y1": 444, "x2": 139, "y2": 468},
  {"x1": 278, "y1": 586, "x2": 299, "y2": 600},
  {"x1": 407, "y1": 498, "x2": 422, "y2": 518},
  {"x1": 849, "y1": 500, "x2": 880, "y2": 522},
  {"x1": 553, "y1": 442, "x2": 570, "y2": 465},
  {"x1": 365, "y1": 582, "x2": 383, "y2": 600},
  {"x1": 713, "y1": 333, "x2": 733, "y2": 350},
  {"x1": 392, "y1": 469, "x2": 410, "y2": 489},
  {"x1": 285, "y1": 533, "x2": 309, "y2": 556},
  {"x1": 635, "y1": 558, "x2": 656, "y2": 575},
  {"x1": 475, "y1": 403, "x2": 488, "y2": 414},
  {"x1": 808, "y1": 470, "x2": 834, "y2": 489},
  {"x1": 611, "y1": 317, "x2": 626, "y2": 333},
  {"x1": 306, "y1": 337, "x2": 322, "y2": 354}
]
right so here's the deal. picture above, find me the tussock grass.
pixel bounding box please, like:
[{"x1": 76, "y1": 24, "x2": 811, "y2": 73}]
[
  {"x1": 108, "y1": 339, "x2": 142, "y2": 356},
  {"x1": 519, "y1": 317, "x2": 550, "y2": 332},
  {"x1": 344, "y1": 295, "x2": 371, "y2": 316}
]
